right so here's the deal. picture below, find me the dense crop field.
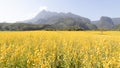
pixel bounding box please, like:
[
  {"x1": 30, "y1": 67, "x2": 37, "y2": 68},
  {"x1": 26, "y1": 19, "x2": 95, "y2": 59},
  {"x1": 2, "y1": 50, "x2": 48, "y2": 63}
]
[{"x1": 0, "y1": 31, "x2": 120, "y2": 68}]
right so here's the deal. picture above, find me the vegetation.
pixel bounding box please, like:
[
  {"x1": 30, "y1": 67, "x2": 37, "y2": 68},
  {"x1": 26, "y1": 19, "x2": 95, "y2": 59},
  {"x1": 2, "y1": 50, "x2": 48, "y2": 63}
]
[
  {"x1": 0, "y1": 23, "x2": 43, "y2": 31},
  {"x1": 113, "y1": 24, "x2": 120, "y2": 30},
  {"x1": 0, "y1": 23, "x2": 96, "y2": 31},
  {"x1": 0, "y1": 31, "x2": 119, "y2": 68}
]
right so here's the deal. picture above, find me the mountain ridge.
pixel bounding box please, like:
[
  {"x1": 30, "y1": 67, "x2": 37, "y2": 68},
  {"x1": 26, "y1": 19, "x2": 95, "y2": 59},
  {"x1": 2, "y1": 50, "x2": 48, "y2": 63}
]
[
  {"x1": 1, "y1": 10, "x2": 120, "y2": 31},
  {"x1": 24, "y1": 10, "x2": 97, "y2": 30},
  {"x1": 92, "y1": 16, "x2": 120, "y2": 30}
]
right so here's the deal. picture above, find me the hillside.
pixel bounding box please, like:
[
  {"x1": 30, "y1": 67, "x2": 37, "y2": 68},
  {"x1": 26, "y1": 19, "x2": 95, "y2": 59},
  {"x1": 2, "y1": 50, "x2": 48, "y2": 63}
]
[
  {"x1": 92, "y1": 16, "x2": 120, "y2": 30},
  {"x1": 1, "y1": 11, "x2": 120, "y2": 31}
]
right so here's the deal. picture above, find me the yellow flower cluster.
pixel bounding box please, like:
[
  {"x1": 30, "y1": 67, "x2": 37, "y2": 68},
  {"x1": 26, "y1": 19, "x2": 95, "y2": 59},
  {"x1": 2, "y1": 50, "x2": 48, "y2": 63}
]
[{"x1": 0, "y1": 31, "x2": 119, "y2": 68}]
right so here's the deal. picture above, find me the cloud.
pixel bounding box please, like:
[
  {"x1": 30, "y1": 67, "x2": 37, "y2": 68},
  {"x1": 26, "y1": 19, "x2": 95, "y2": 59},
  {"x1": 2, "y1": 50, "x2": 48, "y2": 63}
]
[{"x1": 39, "y1": 6, "x2": 48, "y2": 11}]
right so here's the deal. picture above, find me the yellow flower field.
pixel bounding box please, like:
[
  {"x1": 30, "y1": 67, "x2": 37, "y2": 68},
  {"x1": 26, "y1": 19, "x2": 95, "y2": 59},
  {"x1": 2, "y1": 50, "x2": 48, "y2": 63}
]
[{"x1": 0, "y1": 31, "x2": 120, "y2": 68}]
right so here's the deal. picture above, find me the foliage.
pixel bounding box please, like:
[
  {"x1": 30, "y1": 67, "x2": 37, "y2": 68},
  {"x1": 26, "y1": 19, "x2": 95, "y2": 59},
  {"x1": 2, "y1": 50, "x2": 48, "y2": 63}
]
[{"x1": 0, "y1": 23, "x2": 95, "y2": 31}]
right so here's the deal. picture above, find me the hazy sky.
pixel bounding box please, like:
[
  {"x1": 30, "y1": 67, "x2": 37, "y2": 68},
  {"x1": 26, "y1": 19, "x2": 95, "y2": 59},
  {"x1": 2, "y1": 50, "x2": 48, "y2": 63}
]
[{"x1": 0, "y1": 0, "x2": 120, "y2": 22}]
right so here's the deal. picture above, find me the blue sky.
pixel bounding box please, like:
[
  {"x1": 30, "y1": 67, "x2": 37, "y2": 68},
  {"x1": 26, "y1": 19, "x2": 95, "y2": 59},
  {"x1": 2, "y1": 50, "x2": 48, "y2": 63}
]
[{"x1": 0, "y1": 0, "x2": 120, "y2": 22}]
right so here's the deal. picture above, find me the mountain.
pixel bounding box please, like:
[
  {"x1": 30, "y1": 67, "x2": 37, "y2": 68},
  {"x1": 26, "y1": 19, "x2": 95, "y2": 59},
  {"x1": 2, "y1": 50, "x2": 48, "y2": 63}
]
[
  {"x1": 2, "y1": 10, "x2": 120, "y2": 31},
  {"x1": 114, "y1": 24, "x2": 120, "y2": 30},
  {"x1": 25, "y1": 10, "x2": 58, "y2": 24},
  {"x1": 112, "y1": 18, "x2": 120, "y2": 25},
  {"x1": 99, "y1": 16, "x2": 114, "y2": 29},
  {"x1": 25, "y1": 10, "x2": 97, "y2": 30},
  {"x1": 92, "y1": 17, "x2": 120, "y2": 30},
  {"x1": 92, "y1": 16, "x2": 114, "y2": 29}
]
